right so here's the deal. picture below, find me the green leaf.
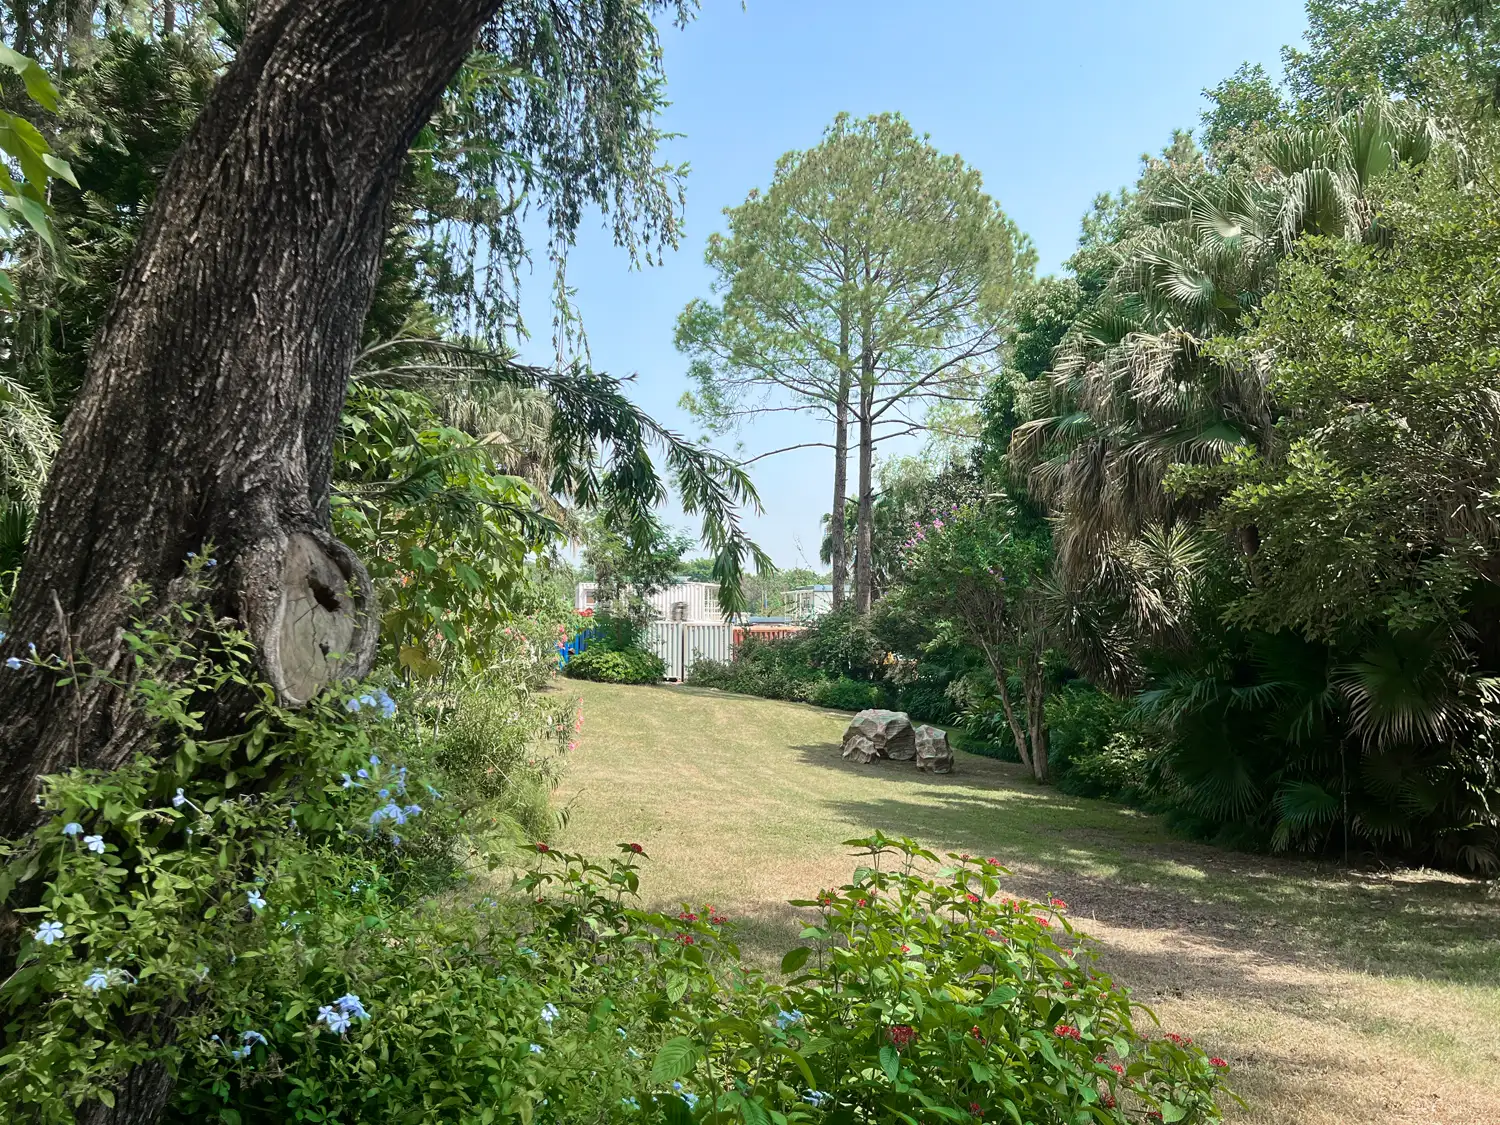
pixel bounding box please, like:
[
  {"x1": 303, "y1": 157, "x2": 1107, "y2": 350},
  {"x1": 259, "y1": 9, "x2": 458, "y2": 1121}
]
[
  {"x1": 0, "y1": 44, "x2": 58, "y2": 111},
  {"x1": 878, "y1": 1044, "x2": 900, "y2": 1081},
  {"x1": 650, "y1": 1036, "x2": 698, "y2": 1082},
  {"x1": 1160, "y1": 1103, "x2": 1187, "y2": 1123},
  {"x1": 780, "y1": 946, "x2": 811, "y2": 974}
]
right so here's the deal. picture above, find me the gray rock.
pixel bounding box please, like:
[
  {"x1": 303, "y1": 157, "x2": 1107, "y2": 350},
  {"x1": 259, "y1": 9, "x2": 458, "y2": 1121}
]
[
  {"x1": 841, "y1": 732, "x2": 880, "y2": 764},
  {"x1": 841, "y1": 709, "x2": 916, "y2": 762},
  {"x1": 914, "y1": 725, "x2": 954, "y2": 774}
]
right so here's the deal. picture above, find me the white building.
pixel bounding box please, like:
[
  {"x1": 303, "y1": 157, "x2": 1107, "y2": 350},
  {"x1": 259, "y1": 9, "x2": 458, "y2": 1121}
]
[
  {"x1": 787, "y1": 584, "x2": 836, "y2": 622},
  {"x1": 575, "y1": 579, "x2": 726, "y2": 624}
]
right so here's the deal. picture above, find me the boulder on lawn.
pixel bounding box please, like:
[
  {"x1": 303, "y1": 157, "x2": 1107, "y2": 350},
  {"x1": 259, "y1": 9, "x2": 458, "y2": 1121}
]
[
  {"x1": 841, "y1": 732, "x2": 880, "y2": 764},
  {"x1": 914, "y1": 725, "x2": 954, "y2": 774},
  {"x1": 841, "y1": 709, "x2": 916, "y2": 762}
]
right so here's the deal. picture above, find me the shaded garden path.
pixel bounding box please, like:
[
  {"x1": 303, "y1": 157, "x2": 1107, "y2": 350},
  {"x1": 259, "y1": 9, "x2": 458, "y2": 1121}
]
[{"x1": 557, "y1": 681, "x2": 1500, "y2": 1125}]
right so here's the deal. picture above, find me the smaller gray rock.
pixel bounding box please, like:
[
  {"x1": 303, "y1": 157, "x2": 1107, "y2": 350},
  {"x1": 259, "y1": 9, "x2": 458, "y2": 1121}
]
[
  {"x1": 914, "y1": 725, "x2": 954, "y2": 774},
  {"x1": 841, "y1": 732, "x2": 880, "y2": 764}
]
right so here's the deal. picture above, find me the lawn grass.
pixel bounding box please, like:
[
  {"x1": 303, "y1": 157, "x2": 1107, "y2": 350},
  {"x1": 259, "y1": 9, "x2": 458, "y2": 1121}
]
[{"x1": 555, "y1": 680, "x2": 1500, "y2": 1125}]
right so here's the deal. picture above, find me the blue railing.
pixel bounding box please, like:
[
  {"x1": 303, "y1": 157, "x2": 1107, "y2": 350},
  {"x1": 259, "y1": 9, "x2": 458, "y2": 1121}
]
[{"x1": 557, "y1": 627, "x2": 597, "y2": 666}]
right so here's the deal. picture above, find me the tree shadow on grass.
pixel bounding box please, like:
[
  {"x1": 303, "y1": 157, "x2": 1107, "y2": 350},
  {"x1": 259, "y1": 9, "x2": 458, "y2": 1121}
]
[{"x1": 791, "y1": 742, "x2": 1500, "y2": 987}]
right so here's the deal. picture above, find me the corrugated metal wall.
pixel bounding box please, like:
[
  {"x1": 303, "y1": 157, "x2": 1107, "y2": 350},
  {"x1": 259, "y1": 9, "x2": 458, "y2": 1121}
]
[{"x1": 646, "y1": 622, "x2": 735, "y2": 681}]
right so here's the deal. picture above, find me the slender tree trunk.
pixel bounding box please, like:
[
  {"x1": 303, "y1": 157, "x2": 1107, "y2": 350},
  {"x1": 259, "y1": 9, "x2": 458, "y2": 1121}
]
[
  {"x1": 1024, "y1": 663, "x2": 1049, "y2": 783},
  {"x1": 828, "y1": 303, "x2": 851, "y2": 610},
  {"x1": 979, "y1": 638, "x2": 1033, "y2": 772},
  {"x1": 161, "y1": 0, "x2": 175, "y2": 36},
  {"x1": 0, "y1": 0, "x2": 499, "y2": 832},
  {"x1": 853, "y1": 317, "x2": 876, "y2": 614}
]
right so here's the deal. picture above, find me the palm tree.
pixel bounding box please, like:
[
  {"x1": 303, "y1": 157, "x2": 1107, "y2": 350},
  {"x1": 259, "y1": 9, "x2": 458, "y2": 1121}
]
[{"x1": 1012, "y1": 97, "x2": 1439, "y2": 596}]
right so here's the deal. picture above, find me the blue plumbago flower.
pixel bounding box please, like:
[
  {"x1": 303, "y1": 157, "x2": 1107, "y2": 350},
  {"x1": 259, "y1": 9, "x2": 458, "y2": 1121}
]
[
  {"x1": 403, "y1": 804, "x2": 422, "y2": 817},
  {"x1": 396, "y1": 767, "x2": 408, "y2": 795},
  {"x1": 83, "y1": 969, "x2": 111, "y2": 993},
  {"x1": 230, "y1": 1046, "x2": 251, "y2": 1059},
  {"x1": 358, "y1": 694, "x2": 377, "y2": 709},
  {"x1": 776, "y1": 1009, "x2": 805, "y2": 1029},
  {"x1": 83, "y1": 834, "x2": 105, "y2": 854},
  {"x1": 242, "y1": 1030, "x2": 267, "y2": 1045},
  {"x1": 519, "y1": 946, "x2": 539, "y2": 959},
  {"x1": 540, "y1": 1002, "x2": 560, "y2": 1024},
  {"x1": 425, "y1": 783, "x2": 442, "y2": 799},
  {"x1": 369, "y1": 801, "x2": 406, "y2": 827},
  {"x1": 334, "y1": 993, "x2": 369, "y2": 1020},
  {"x1": 391, "y1": 834, "x2": 401, "y2": 847},
  {"x1": 803, "y1": 1091, "x2": 830, "y2": 1107},
  {"x1": 344, "y1": 698, "x2": 362, "y2": 713},
  {"x1": 206, "y1": 559, "x2": 218, "y2": 568},
  {"x1": 616, "y1": 1027, "x2": 628, "y2": 1039},
  {"x1": 4, "y1": 657, "x2": 21, "y2": 670},
  {"x1": 529, "y1": 1043, "x2": 543, "y2": 1054},
  {"x1": 194, "y1": 964, "x2": 210, "y2": 981},
  {"x1": 317, "y1": 1005, "x2": 351, "y2": 1035},
  {"x1": 172, "y1": 788, "x2": 187, "y2": 808},
  {"x1": 62, "y1": 822, "x2": 82, "y2": 836},
  {"x1": 356, "y1": 768, "x2": 369, "y2": 779},
  {"x1": 673, "y1": 1085, "x2": 698, "y2": 1110},
  {"x1": 375, "y1": 691, "x2": 397, "y2": 719},
  {"x1": 369, "y1": 754, "x2": 380, "y2": 766},
  {"x1": 27, "y1": 642, "x2": 36, "y2": 655},
  {"x1": 378, "y1": 788, "x2": 389, "y2": 798},
  {"x1": 621, "y1": 1098, "x2": 639, "y2": 1112},
  {"x1": 626, "y1": 1046, "x2": 642, "y2": 1059},
  {"x1": 186, "y1": 552, "x2": 197, "y2": 559},
  {"x1": 341, "y1": 773, "x2": 355, "y2": 789},
  {"x1": 34, "y1": 920, "x2": 65, "y2": 945},
  {"x1": 246, "y1": 890, "x2": 267, "y2": 911}
]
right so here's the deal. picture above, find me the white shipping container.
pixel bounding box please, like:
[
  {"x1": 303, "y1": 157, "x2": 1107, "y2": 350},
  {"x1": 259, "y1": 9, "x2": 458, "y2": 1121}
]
[{"x1": 646, "y1": 621, "x2": 735, "y2": 681}]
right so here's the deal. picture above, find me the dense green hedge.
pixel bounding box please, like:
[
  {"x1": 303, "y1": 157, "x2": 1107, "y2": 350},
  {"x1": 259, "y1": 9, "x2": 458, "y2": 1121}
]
[{"x1": 563, "y1": 646, "x2": 666, "y2": 685}]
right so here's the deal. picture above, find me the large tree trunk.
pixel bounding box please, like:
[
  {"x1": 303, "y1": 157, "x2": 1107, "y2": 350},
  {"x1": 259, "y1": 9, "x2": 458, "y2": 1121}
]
[
  {"x1": 2, "y1": 3, "x2": 505, "y2": 1120},
  {"x1": 0, "y1": 0, "x2": 499, "y2": 831},
  {"x1": 828, "y1": 303, "x2": 851, "y2": 610}
]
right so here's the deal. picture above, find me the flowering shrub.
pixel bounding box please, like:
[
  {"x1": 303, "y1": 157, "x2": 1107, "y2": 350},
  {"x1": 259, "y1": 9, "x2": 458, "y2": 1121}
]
[
  {"x1": 773, "y1": 835, "x2": 1235, "y2": 1123},
  {"x1": 0, "y1": 571, "x2": 569, "y2": 1123}
]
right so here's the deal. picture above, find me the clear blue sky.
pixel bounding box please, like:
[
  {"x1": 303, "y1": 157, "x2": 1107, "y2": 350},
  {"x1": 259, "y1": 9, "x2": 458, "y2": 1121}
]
[{"x1": 515, "y1": 0, "x2": 1310, "y2": 570}]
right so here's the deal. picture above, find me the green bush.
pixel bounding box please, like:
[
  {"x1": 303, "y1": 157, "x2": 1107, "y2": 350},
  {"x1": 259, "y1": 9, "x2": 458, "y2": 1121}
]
[
  {"x1": 896, "y1": 678, "x2": 954, "y2": 724},
  {"x1": 806, "y1": 677, "x2": 889, "y2": 712},
  {"x1": 437, "y1": 680, "x2": 575, "y2": 838},
  {"x1": 1046, "y1": 684, "x2": 1134, "y2": 780},
  {"x1": 563, "y1": 646, "x2": 665, "y2": 684},
  {"x1": 1059, "y1": 731, "x2": 1158, "y2": 802},
  {"x1": 166, "y1": 836, "x2": 1234, "y2": 1125}
]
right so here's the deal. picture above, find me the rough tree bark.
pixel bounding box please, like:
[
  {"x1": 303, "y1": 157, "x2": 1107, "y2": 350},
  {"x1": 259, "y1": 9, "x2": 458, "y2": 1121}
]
[
  {"x1": 0, "y1": 0, "x2": 500, "y2": 832},
  {"x1": 2, "y1": 2, "x2": 508, "y2": 1120}
]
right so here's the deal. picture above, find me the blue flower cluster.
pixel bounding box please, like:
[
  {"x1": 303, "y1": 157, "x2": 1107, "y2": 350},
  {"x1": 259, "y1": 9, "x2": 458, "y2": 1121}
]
[
  {"x1": 345, "y1": 689, "x2": 397, "y2": 719},
  {"x1": 229, "y1": 1029, "x2": 267, "y2": 1060},
  {"x1": 317, "y1": 992, "x2": 370, "y2": 1035}
]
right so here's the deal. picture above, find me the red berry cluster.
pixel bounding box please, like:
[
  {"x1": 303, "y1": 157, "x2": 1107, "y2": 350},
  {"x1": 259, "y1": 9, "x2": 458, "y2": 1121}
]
[
  {"x1": 1054, "y1": 1024, "x2": 1082, "y2": 1041},
  {"x1": 673, "y1": 932, "x2": 695, "y2": 945}
]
